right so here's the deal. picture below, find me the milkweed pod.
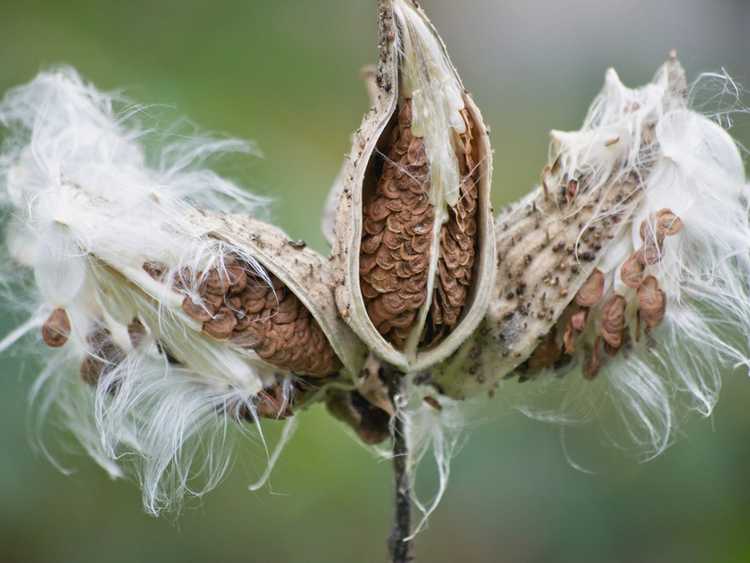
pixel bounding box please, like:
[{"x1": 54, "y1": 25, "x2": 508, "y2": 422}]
[
  {"x1": 181, "y1": 211, "x2": 368, "y2": 381},
  {"x1": 433, "y1": 54, "x2": 689, "y2": 399},
  {"x1": 331, "y1": 0, "x2": 495, "y2": 373}
]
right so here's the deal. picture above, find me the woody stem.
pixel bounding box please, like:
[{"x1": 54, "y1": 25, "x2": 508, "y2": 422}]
[{"x1": 386, "y1": 367, "x2": 414, "y2": 563}]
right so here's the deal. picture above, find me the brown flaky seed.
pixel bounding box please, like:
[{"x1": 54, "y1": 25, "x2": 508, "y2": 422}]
[
  {"x1": 638, "y1": 275, "x2": 666, "y2": 331},
  {"x1": 360, "y1": 99, "x2": 434, "y2": 350},
  {"x1": 423, "y1": 107, "x2": 479, "y2": 346},
  {"x1": 655, "y1": 208, "x2": 683, "y2": 237},
  {"x1": 80, "y1": 328, "x2": 125, "y2": 386},
  {"x1": 127, "y1": 318, "x2": 147, "y2": 348},
  {"x1": 143, "y1": 261, "x2": 167, "y2": 281},
  {"x1": 359, "y1": 99, "x2": 480, "y2": 350},
  {"x1": 575, "y1": 269, "x2": 605, "y2": 307},
  {"x1": 600, "y1": 294, "x2": 627, "y2": 351},
  {"x1": 188, "y1": 259, "x2": 341, "y2": 377},
  {"x1": 232, "y1": 384, "x2": 294, "y2": 421},
  {"x1": 203, "y1": 307, "x2": 237, "y2": 339},
  {"x1": 621, "y1": 252, "x2": 645, "y2": 289},
  {"x1": 42, "y1": 308, "x2": 71, "y2": 348},
  {"x1": 638, "y1": 209, "x2": 681, "y2": 267}
]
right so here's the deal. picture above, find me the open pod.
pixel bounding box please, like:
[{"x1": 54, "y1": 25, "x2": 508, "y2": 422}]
[
  {"x1": 331, "y1": 0, "x2": 495, "y2": 373},
  {"x1": 184, "y1": 211, "x2": 367, "y2": 382},
  {"x1": 434, "y1": 54, "x2": 691, "y2": 399}
]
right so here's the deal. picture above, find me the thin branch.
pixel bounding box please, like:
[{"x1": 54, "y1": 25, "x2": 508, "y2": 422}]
[
  {"x1": 388, "y1": 410, "x2": 413, "y2": 562},
  {"x1": 384, "y1": 366, "x2": 414, "y2": 563}
]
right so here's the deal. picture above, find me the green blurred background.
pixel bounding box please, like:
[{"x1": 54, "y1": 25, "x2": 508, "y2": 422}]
[{"x1": 2, "y1": 1, "x2": 750, "y2": 562}]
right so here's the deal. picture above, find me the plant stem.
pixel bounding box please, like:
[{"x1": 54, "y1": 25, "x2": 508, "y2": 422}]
[
  {"x1": 385, "y1": 367, "x2": 414, "y2": 563},
  {"x1": 389, "y1": 411, "x2": 413, "y2": 562}
]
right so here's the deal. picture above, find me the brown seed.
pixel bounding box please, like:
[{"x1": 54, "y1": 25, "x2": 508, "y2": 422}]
[
  {"x1": 224, "y1": 268, "x2": 342, "y2": 377},
  {"x1": 80, "y1": 328, "x2": 125, "y2": 386},
  {"x1": 181, "y1": 296, "x2": 213, "y2": 322},
  {"x1": 570, "y1": 309, "x2": 588, "y2": 332},
  {"x1": 620, "y1": 252, "x2": 645, "y2": 289},
  {"x1": 359, "y1": 98, "x2": 481, "y2": 350},
  {"x1": 127, "y1": 318, "x2": 147, "y2": 348},
  {"x1": 640, "y1": 239, "x2": 662, "y2": 266},
  {"x1": 655, "y1": 208, "x2": 683, "y2": 237},
  {"x1": 143, "y1": 262, "x2": 167, "y2": 281},
  {"x1": 42, "y1": 308, "x2": 71, "y2": 348},
  {"x1": 600, "y1": 294, "x2": 627, "y2": 351},
  {"x1": 638, "y1": 276, "x2": 666, "y2": 331},
  {"x1": 575, "y1": 269, "x2": 605, "y2": 307},
  {"x1": 203, "y1": 307, "x2": 238, "y2": 340}
]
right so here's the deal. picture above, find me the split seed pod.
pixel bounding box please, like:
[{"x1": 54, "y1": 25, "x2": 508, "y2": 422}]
[
  {"x1": 434, "y1": 54, "x2": 689, "y2": 398},
  {"x1": 330, "y1": 0, "x2": 495, "y2": 373},
  {"x1": 178, "y1": 211, "x2": 367, "y2": 382}
]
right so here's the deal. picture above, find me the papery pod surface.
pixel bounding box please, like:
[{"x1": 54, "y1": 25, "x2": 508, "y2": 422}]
[
  {"x1": 331, "y1": 0, "x2": 496, "y2": 373},
  {"x1": 434, "y1": 55, "x2": 689, "y2": 399}
]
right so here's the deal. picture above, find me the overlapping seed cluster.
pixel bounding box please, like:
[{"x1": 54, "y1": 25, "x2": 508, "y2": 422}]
[
  {"x1": 360, "y1": 100, "x2": 434, "y2": 349},
  {"x1": 423, "y1": 109, "x2": 479, "y2": 345},
  {"x1": 359, "y1": 99, "x2": 479, "y2": 349},
  {"x1": 173, "y1": 256, "x2": 341, "y2": 377},
  {"x1": 517, "y1": 208, "x2": 681, "y2": 381}
]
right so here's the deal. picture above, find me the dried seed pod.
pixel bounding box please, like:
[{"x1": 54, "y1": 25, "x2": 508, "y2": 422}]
[
  {"x1": 42, "y1": 308, "x2": 71, "y2": 348},
  {"x1": 638, "y1": 275, "x2": 666, "y2": 331},
  {"x1": 330, "y1": 0, "x2": 495, "y2": 372},
  {"x1": 434, "y1": 54, "x2": 688, "y2": 399},
  {"x1": 185, "y1": 212, "x2": 367, "y2": 379}
]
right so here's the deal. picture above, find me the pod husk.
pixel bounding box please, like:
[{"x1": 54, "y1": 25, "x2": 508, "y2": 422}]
[
  {"x1": 433, "y1": 55, "x2": 688, "y2": 399},
  {"x1": 330, "y1": 0, "x2": 496, "y2": 373}
]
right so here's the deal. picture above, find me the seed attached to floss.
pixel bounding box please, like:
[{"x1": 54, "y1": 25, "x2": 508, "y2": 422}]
[
  {"x1": 575, "y1": 269, "x2": 605, "y2": 307},
  {"x1": 600, "y1": 295, "x2": 627, "y2": 353},
  {"x1": 127, "y1": 319, "x2": 147, "y2": 348},
  {"x1": 638, "y1": 209, "x2": 683, "y2": 266},
  {"x1": 229, "y1": 384, "x2": 294, "y2": 422},
  {"x1": 638, "y1": 275, "x2": 666, "y2": 331},
  {"x1": 41, "y1": 308, "x2": 71, "y2": 348},
  {"x1": 80, "y1": 327, "x2": 125, "y2": 386},
  {"x1": 621, "y1": 252, "x2": 645, "y2": 289}
]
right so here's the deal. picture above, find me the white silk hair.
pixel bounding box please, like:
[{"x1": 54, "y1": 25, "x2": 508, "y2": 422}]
[
  {"x1": 502, "y1": 63, "x2": 750, "y2": 458},
  {"x1": 0, "y1": 68, "x2": 296, "y2": 514},
  {"x1": 418, "y1": 60, "x2": 750, "y2": 503}
]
